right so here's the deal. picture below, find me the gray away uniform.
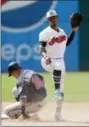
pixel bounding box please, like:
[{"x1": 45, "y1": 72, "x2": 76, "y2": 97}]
[{"x1": 5, "y1": 70, "x2": 47, "y2": 118}]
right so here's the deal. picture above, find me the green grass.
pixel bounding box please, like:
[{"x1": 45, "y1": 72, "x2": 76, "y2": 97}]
[{"x1": 2, "y1": 72, "x2": 89, "y2": 102}]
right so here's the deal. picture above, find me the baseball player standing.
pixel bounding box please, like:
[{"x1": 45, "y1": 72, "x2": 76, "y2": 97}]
[
  {"x1": 39, "y1": 10, "x2": 83, "y2": 121},
  {"x1": 3, "y1": 62, "x2": 47, "y2": 120}
]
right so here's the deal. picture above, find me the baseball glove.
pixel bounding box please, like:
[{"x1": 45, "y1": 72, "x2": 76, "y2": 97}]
[{"x1": 70, "y1": 13, "x2": 84, "y2": 28}]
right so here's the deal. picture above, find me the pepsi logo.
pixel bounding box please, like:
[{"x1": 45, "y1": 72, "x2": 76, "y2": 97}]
[{"x1": 1, "y1": 1, "x2": 57, "y2": 33}]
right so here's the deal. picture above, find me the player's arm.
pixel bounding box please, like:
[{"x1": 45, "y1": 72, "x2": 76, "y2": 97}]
[
  {"x1": 39, "y1": 32, "x2": 51, "y2": 65},
  {"x1": 66, "y1": 31, "x2": 75, "y2": 46},
  {"x1": 39, "y1": 41, "x2": 47, "y2": 57},
  {"x1": 39, "y1": 41, "x2": 51, "y2": 65},
  {"x1": 12, "y1": 86, "x2": 20, "y2": 101},
  {"x1": 39, "y1": 31, "x2": 48, "y2": 57},
  {"x1": 20, "y1": 83, "x2": 27, "y2": 107},
  {"x1": 66, "y1": 27, "x2": 78, "y2": 46},
  {"x1": 19, "y1": 82, "x2": 29, "y2": 118}
]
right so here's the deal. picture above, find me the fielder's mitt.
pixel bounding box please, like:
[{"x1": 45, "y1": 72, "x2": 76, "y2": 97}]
[{"x1": 70, "y1": 13, "x2": 84, "y2": 28}]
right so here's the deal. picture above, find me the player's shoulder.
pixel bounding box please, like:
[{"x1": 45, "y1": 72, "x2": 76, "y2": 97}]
[
  {"x1": 23, "y1": 69, "x2": 35, "y2": 75},
  {"x1": 39, "y1": 26, "x2": 50, "y2": 36}
]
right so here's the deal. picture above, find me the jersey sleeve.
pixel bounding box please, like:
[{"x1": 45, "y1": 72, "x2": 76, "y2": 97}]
[{"x1": 39, "y1": 31, "x2": 48, "y2": 42}]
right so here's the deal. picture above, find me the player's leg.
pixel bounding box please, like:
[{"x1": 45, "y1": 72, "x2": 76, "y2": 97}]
[
  {"x1": 25, "y1": 100, "x2": 45, "y2": 114},
  {"x1": 54, "y1": 69, "x2": 65, "y2": 121},
  {"x1": 50, "y1": 58, "x2": 65, "y2": 121},
  {"x1": 24, "y1": 100, "x2": 45, "y2": 120},
  {"x1": 41, "y1": 58, "x2": 53, "y2": 72},
  {"x1": 41, "y1": 58, "x2": 65, "y2": 121},
  {"x1": 4, "y1": 102, "x2": 21, "y2": 119},
  {"x1": 4, "y1": 100, "x2": 45, "y2": 119}
]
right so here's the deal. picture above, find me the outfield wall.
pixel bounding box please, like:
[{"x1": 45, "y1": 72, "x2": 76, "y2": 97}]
[{"x1": 79, "y1": 1, "x2": 89, "y2": 71}]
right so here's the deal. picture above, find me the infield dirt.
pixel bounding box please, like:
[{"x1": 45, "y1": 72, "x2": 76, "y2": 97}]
[{"x1": 1, "y1": 102, "x2": 89, "y2": 126}]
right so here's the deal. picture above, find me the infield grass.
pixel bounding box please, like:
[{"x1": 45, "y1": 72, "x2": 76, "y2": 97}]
[{"x1": 2, "y1": 72, "x2": 89, "y2": 102}]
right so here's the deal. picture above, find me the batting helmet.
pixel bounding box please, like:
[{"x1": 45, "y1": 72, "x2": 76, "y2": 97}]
[{"x1": 8, "y1": 62, "x2": 22, "y2": 77}]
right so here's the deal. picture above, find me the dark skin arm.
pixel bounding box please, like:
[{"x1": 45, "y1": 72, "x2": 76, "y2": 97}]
[
  {"x1": 39, "y1": 41, "x2": 52, "y2": 65},
  {"x1": 39, "y1": 41, "x2": 47, "y2": 57},
  {"x1": 66, "y1": 27, "x2": 78, "y2": 46}
]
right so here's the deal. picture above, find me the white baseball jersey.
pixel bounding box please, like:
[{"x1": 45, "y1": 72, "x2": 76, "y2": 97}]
[{"x1": 39, "y1": 26, "x2": 67, "y2": 58}]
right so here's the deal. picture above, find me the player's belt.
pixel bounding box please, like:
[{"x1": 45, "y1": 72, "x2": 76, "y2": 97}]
[{"x1": 51, "y1": 57, "x2": 64, "y2": 59}]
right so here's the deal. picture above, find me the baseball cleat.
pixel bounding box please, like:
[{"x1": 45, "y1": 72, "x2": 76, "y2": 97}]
[
  {"x1": 1, "y1": 114, "x2": 9, "y2": 120},
  {"x1": 31, "y1": 113, "x2": 41, "y2": 121},
  {"x1": 55, "y1": 113, "x2": 65, "y2": 122},
  {"x1": 55, "y1": 89, "x2": 62, "y2": 101}
]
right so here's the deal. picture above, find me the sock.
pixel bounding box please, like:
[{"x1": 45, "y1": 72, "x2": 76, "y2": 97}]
[{"x1": 53, "y1": 70, "x2": 61, "y2": 90}]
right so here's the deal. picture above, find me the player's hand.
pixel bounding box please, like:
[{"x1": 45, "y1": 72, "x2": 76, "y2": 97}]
[
  {"x1": 20, "y1": 106, "x2": 30, "y2": 119},
  {"x1": 42, "y1": 52, "x2": 51, "y2": 65},
  {"x1": 44, "y1": 56, "x2": 52, "y2": 65},
  {"x1": 21, "y1": 106, "x2": 25, "y2": 114},
  {"x1": 46, "y1": 57, "x2": 52, "y2": 65}
]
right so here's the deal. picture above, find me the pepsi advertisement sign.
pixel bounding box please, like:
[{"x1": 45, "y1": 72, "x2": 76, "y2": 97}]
[
  {"x1": 1, "y1": 1, "x2": 79, "y2": 72},
  {"x1": 2, "y1": 0, "x2": 57, "y2": 32}
]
